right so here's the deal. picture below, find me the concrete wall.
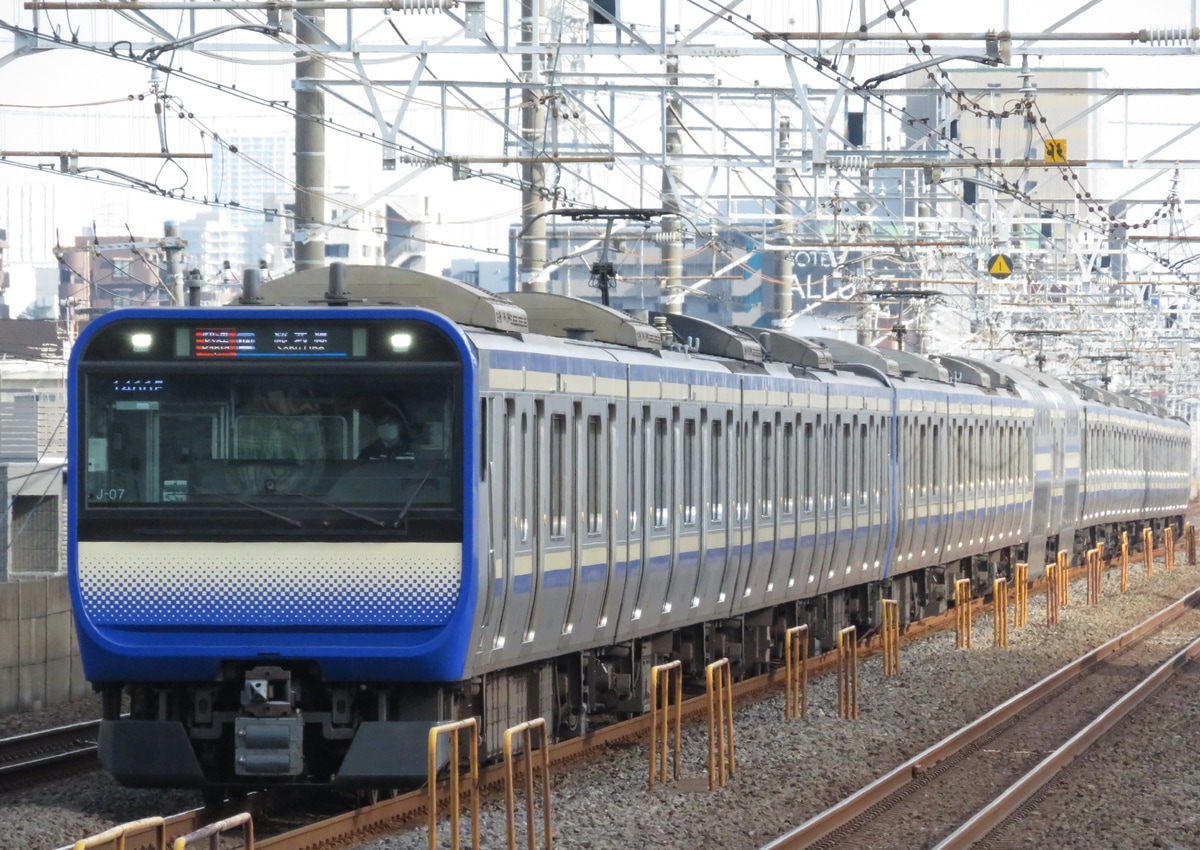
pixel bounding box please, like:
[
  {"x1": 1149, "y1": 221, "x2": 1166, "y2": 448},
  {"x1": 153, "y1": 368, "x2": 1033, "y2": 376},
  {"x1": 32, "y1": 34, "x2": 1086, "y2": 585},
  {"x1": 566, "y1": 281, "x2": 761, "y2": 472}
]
[{"x1": 0, "y1": 576, "x2": 89, "y2": 715}]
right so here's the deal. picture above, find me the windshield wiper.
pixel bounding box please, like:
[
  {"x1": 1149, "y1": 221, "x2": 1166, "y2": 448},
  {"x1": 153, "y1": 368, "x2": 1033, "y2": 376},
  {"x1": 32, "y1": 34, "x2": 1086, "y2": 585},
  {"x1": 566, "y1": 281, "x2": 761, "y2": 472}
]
[
  {"x1": 297, "y1": 494, "x2": 387, "y2": 528},
  {"x1": 396, "y1": 460, "x2": 442, "y2": 526},
  {"x1": 210, "y1": 494, "x2": 303, "y2": 528}
]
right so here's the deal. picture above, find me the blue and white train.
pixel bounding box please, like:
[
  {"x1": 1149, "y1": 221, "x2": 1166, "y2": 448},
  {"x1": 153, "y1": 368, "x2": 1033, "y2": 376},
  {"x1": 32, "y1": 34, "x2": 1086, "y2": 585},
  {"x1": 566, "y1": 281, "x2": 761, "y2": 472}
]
[{"x1": 67, "y1": 264, "x2": 1190, "y2": 791}]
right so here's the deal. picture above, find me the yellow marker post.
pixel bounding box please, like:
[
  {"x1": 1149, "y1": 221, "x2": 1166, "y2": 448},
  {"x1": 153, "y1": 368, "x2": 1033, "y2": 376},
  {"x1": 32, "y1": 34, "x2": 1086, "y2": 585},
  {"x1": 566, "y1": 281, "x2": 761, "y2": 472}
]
[
  {"x1": 992, "y1": 578, "x2": 1008, "y2": 648},
  {"x1": 837, "y1": 626, "x2": 859, "y2": 720},
  {"x1": 1086, "y1": 548, "x2": 1100, "y2": 606},
  {"x1": 954, "y1": 578, "x2": 972, "y2": 649},
  {"x1": 649, "y1": 660, "x2": 682, "y2": 789},
  {"x1": 1143, "y1": 528, "x2": 1154, "y2": 577},
  {"x1": 173, "y1": 813, "x2": 254, "y2": 850},
  {"x1": 1057, "y1": 550, "x2": 1070, "y2": 606},
  {"x1": 881, "y1": 600, "x2": 900, "y2": 676},
  {"x1": 706, "y1": 658, "x2": 735, "y2": 790},
  {"x1": 1014, "y1": 562, "x2": 1029, "y2": 628},
  {"x1": 1166, "y1": 525, "x2": 1175, "y2": 571},
  {"x1": 504, "y1": 718, "x2": 553, "y2": 850},
  {"x1": 1046, "y1": 564, "x2": 1060, "y2": 627},
  {"x1": 784, "y1": 625, "x2": 809, "y2": 719},
  {"x1": 428, "y1": 718, "x2": 481, "y2": 850}
]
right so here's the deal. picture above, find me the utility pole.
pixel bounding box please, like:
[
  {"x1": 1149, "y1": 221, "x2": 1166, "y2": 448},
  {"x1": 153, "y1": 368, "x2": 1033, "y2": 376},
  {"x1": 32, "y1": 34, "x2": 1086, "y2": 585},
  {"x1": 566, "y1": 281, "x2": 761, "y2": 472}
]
[
  {"x1": 519, "y1": 0, "x2": 548, "y2": 292},
  {"x1": 767, "y1": 116, "x2": 796, "y2": 329},
  {"x1": 660, "y1": 49, "x2": 684, "y2": 315},
  {"x1": 294, "y1": 6, "x2": 326, "y2": 272}
]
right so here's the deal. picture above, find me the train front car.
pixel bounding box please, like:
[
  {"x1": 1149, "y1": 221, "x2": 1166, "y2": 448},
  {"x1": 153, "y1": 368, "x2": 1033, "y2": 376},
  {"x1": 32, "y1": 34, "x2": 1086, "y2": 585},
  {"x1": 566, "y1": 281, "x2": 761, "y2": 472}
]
[{"x1": 68, "y1": 307, "x2": 476, "y2": 791}]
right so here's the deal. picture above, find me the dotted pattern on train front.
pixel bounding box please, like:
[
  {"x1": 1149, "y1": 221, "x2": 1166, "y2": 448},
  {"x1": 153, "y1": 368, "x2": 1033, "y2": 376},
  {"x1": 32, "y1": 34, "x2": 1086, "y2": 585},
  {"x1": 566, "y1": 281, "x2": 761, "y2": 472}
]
[{"x1": 76, "y1": 541, "x2": 462, "y2": 627}]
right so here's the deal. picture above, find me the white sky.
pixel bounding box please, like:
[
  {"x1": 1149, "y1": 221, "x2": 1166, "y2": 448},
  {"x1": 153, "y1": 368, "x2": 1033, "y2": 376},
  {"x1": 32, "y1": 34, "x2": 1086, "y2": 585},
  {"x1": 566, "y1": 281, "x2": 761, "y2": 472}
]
[{"x1": 2, "y1": 0, "x2": 1200, "y2": 313}]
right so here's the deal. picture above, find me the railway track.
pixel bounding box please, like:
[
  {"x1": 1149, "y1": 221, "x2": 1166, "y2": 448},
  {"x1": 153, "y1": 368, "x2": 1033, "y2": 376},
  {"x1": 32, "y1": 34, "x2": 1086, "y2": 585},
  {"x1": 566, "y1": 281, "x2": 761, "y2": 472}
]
[
  {"x1": 759, "y1": 586, "x2": 1200, "y2": 850},
  {"x1": 0, "y1": 720, "x2": 101, "y2": 789}
]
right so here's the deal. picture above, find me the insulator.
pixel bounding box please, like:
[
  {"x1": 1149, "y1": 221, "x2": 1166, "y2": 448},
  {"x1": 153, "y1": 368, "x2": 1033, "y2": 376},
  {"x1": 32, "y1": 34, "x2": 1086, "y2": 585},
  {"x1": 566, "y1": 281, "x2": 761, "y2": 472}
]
[
  {"x1": 834, "y1": 155, "x2": 867, "y2": 171},
  {"x1": 390, "y1": 0, "x2": 456, "y2": 11},
  {"x1": 1142, "y1": 27, "x2": 1199, "y2": 45},
  {"x1": 652, "y1": 230, "x2": 683, "y2": 244}
]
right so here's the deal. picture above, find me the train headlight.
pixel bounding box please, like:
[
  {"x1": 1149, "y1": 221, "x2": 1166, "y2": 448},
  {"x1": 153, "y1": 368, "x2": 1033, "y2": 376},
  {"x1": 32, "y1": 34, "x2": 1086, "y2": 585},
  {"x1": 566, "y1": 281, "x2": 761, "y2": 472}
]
[
  {"x1": 390, "y1": 332, "x2": 413, "y2": 352},
  {"x1": 131, "y1": 332, "x2": 153, "y2": 352}
]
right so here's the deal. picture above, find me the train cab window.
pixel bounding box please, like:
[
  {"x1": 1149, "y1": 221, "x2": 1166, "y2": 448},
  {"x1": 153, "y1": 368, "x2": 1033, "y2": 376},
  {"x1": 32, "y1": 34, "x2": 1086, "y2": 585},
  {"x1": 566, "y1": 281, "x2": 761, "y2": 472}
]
[{"x1": 709, "y1": 420, "x2": 724, "y2": 523}]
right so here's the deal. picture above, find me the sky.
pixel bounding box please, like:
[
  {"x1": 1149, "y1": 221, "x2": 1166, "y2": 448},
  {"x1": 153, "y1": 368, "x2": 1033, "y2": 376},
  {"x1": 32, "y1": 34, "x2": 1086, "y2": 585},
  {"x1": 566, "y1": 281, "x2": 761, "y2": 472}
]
[{"x1": 2, "y1": 0, "x2": 1200, "y2": 315}]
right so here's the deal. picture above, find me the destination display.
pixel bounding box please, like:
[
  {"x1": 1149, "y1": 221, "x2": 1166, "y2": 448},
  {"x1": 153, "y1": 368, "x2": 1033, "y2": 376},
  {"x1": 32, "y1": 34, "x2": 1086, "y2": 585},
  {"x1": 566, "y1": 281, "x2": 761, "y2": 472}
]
[{"x1": 191, "y1": 326, "x2": 359, "y2": 358}]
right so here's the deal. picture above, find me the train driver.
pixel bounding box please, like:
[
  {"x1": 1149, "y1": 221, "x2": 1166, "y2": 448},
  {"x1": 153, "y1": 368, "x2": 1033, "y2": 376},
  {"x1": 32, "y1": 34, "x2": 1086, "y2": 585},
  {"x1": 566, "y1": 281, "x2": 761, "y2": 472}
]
[{"x1": 358, "y1": 409, "x2": 413, "y2": 460}]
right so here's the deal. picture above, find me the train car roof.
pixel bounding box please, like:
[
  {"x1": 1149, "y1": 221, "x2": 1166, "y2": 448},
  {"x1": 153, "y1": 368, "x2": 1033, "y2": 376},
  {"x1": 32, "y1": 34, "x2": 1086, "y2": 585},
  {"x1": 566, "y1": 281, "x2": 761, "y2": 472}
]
[{"x1": 252, "y1": 264, "x2": 531, "y2": 335}]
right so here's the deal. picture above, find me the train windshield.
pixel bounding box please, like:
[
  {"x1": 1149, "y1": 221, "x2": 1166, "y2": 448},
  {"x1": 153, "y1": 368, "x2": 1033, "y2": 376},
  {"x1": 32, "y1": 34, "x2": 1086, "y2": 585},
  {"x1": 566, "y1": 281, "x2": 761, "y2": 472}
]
[{"x1": 77, "y1": 320, "x2": 464, "y2": 542}]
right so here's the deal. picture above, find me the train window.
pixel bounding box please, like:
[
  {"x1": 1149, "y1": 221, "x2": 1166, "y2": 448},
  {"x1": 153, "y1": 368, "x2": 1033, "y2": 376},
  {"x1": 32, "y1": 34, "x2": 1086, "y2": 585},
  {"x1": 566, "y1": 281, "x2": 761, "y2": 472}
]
[
  {"x1": 710, "y1": 419, "x2": 724, "y2": 523},
  {"x1": 683, "y1": 418, "x2": 697, "y2": 525},
  {"x1": 520, "y1": 412, "x2": 530, "y2": 543},
  {"x1": 760, "y1": 420, "x2": 773, "y2": 518},
  {"x1": 782, "y1": 421, "x2": 795, "y2": 516},
  {"x1": 931, "y1": 423, "x2": 939, "y2": 497},
  {"x1": 844, "y1": 417, "x2": 854, "y2": 504},
  {"x1": 630, "y1": 416, "x2": 641, "y2": 535},
  {"x1": 803, "y1": 421, "x2": 814, "y2": 513},
  {"x1": 919, "y1": 423, "x2": 927, "y2": 498},
  {"x1": 653, "y1": 417, "x2": 669, "y2": 528},
  {"x1": 858, "y1": 419, "x2": 867, "y2": 506},
  {"x1": 586, "y1": 415, "x2": 602, "y2": 535},
  {"x1": 549, "y1": 413, "x2": 566, "y2": 539}
]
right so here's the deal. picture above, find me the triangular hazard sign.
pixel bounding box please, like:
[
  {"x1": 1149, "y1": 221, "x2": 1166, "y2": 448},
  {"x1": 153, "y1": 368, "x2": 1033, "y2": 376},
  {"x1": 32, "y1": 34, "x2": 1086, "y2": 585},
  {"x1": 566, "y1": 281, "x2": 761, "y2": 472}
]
[{"x1": 989, "y1": 255, "x2": 1011, "y2": 275}]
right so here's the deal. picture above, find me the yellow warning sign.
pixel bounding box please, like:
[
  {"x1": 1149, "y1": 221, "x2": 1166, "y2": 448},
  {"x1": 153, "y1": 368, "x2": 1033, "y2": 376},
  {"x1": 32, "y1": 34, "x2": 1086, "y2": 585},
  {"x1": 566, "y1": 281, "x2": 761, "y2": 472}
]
[
  {"x1": 987, "y1": 253, "x2": 1013, "y2": 279},
  {"x1": 1044, "y1": 138, "x2": 1067, "y2": 162}
]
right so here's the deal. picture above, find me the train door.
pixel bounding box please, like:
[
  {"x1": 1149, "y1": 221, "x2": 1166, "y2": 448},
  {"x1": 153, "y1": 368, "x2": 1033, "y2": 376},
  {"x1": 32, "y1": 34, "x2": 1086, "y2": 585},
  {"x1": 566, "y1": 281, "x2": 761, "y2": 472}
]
[
  {"x1": 477, "y1": 395, "x2": 505, "y2": 658},
  {"x1": 523, "y1": 397, "x2": 572, "y2": 656},
  {"x1": 891, "y1": 413, "x2": 913, "y2": 575},
  {"x1": 694, "y1": 411, "x2": 731, "y2": 614},
  {"x1": 492, "y1": 397, "x2": 535, "y2": 662},
  {"x1": 559, "y1": 400, "x2": 613, "y2": 650},
  {"x1": 845, "y1": 414, "x2": 868, "y2": 583},
  {"x1": 812, "y1": 412, "x2": 837, "y2": 594},
  {"x1": 794, "y1": 413, "x2": 820, "y2": 592},
  {"x1": 734, "y1": 408, "x2": 775, "y2": 613},
  {"x1": 860, "y1": 413, "x2": 885, "y2": 581},
  {"x1": 662, "y1": 406, "x2": 702, "y2": 626},
  {"x1": 615, "y1": 406, "x2": 650, "y2": 636},
  {"x1": 927, "y1": 413, "x2": 948, "y2": 568},
  {"x1": 769, "y1": 412, "x2": 801, "y2": 602},
  {"x1": 718, "y1": 411, "x2": 753, "y2": 616},
  {"x1": 825, "y1": 410, "x2": 851, "y2": 590}
]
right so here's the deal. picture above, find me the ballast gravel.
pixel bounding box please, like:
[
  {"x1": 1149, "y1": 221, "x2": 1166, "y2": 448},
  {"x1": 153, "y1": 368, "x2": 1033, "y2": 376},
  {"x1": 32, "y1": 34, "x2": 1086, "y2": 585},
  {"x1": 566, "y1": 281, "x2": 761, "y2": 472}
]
[{"x1": 4, "y1": 558, "x2": 1199, "y2": 850}]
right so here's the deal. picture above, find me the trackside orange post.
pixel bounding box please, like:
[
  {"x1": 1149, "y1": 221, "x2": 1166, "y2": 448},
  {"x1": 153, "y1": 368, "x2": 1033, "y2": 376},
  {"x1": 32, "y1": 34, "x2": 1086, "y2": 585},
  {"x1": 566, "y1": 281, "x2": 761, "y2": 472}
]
[
  {"x1": 784, "y1": 625, "x2": 809, "y2": 719},
  {"x1": 1057, "y1": 550, "x2": 1070, "y2": 606},
  {"x1": 1143, "y1": 528, "x2": 1154, "y2": 577},
  {"x1": 648, "y1": 660, "x2": 682, "y2": 789},
  {"x1": 504, "y1": 717, "x2": 553, "y2": 850},
  {"x1": 881, "y1": 600, "x2": 900, "y2": 676},
  {"x1": 428, "y1": 718, "x2": 480, "y2": 850},
  {"x1": 705, "y1": 658, "x2": 735, "y2": 790},
  {"x1": 1086, "y1": 548, "x2": 1100, "y2": 606},
  {"x1": 954, "y1": 578, "x2": 972, "y2": 649},
  {"x1": 837, "y1": 626, "x2": 858, "y2": 719},
  {"x1": 1046, "y1": 564, "x2": 1060, "y2": 627},
  {"x1": 73, "y1": 818, "x2": 168, "y2": 850},
  {"x1": 992, "y1": 579, "x2": 1008, "y2": 648},
  {"x1": 1013, "y1": 563, "x2": 1029, "y2": 628},
  {"x1": 173, "y1": 813, "x2": 254, "y2": 850}
]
